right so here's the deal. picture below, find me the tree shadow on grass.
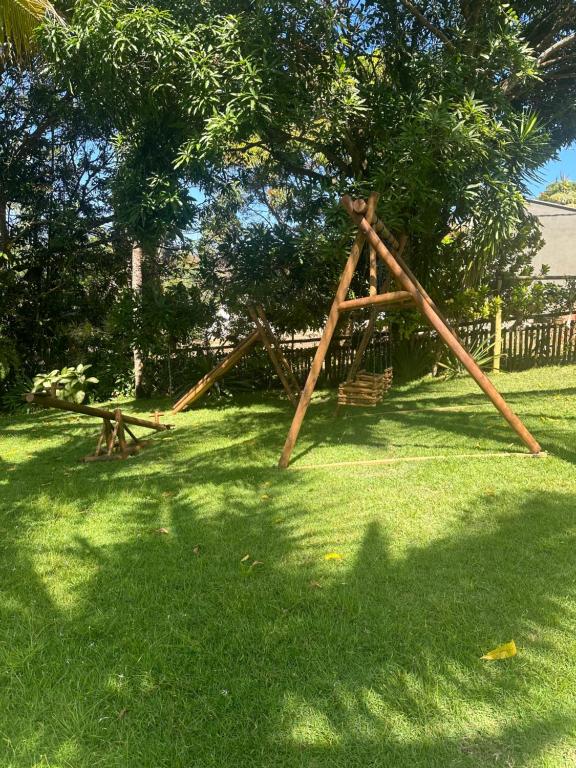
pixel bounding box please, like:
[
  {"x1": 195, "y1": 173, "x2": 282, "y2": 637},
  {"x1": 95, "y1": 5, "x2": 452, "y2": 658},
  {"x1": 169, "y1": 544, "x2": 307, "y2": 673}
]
[{"x1": 1, "y1": 412, "x2": 576, "y2": 768}]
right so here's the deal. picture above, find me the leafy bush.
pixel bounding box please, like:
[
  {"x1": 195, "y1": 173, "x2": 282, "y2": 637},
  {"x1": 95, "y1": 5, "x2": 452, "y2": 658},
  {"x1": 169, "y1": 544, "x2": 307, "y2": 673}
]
[
  {"x1": 437, "y1": 338, "x2": 495, "y2": 379},
  {"x1": 0, "y1": 337, "x2": 19, "y2": 382},
  {"x1": 0, "y1": 371, "x2": 34, "y2": 412},
  {"x1": 32, "y1": 364, "x2": 99, "y2": 403}
]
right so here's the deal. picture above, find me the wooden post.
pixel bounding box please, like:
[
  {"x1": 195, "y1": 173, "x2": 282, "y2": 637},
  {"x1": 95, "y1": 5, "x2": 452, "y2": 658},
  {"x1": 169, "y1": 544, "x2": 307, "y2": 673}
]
[
  {"x1": 346, "y1": 315, "x2": 376, "y2": 384},
  {"x1": 493, "y1": 279, "x2": 503, "y2": 373},
  {"x1": 95, "y1": 421, "x2": 108, "y2": 456},
  {"x1": 278, "y1": 192, "x2": 379, "y2": 468},
  {"x1": 256, "y1": 306, "x2": 301, "y2": 397},
  {"x1": 104, "y1": 420, "x2": 114, "y2": 454},
  {"x1": 342, "y1": 196, "x2": 542, "y2": 455},
  {"x1": 107, "y1": 419, "x2": 119, "y2": 456},
  {"x1": 114, "y1": 409, "x2": 129, "y2": 457},
  {"x1": 248, "y1": 306, "x2": 299, "y2": 406},
  {"x1": 369, "y1": 245, "x2": 377, "y2": 296}
]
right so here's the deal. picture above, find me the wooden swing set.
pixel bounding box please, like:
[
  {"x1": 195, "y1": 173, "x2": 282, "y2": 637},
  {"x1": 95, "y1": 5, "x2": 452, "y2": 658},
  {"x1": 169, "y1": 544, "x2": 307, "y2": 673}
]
[
  {"x1": 172, "y1": 305, "x2": 300, "y2": 413},
  {"x1": 277, "y1": 192, "x2": 543, "y2": 468}
]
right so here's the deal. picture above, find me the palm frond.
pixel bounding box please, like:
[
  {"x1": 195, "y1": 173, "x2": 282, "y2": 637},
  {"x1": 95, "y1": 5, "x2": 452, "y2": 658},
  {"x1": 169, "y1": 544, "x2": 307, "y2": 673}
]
[{"x1": 0, "y1": 0, "x2": 63, "y2": 59}]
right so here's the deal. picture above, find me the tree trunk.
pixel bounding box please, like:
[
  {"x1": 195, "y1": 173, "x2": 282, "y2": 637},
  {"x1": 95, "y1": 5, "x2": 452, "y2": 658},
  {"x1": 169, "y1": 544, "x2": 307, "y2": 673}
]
[
  {"x1": 131, "y1": 242, "x2": 145, "y2": 398},
  {"x1": 0, "y1": 196, "x2": 10, "y2": 255}
]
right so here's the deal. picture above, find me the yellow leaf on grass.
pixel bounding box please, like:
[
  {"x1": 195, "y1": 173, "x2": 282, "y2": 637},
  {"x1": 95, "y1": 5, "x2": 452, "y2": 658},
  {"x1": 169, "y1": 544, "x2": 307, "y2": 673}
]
[
  {"x1": 240, "y1": 554, "x2": 251, "y2": 562},
  {"x1": 324, "y1": 552, "x2": 343, "y2": 561},
  {"x1": 481, "y1": 640, "x2": 517, "y2": 661}
]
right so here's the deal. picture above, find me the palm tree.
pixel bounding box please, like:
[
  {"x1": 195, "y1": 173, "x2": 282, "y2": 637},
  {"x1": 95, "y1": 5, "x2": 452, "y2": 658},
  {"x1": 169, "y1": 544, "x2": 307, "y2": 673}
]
[{"x1": 0, "y1": 0, "x2": 62, "y2": 58}]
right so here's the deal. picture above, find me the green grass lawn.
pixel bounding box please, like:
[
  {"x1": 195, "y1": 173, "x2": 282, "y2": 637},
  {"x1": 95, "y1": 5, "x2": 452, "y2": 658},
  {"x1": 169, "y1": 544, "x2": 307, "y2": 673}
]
[{"x1": 1, "y1": 365, "x2": 576, "y2": 767}]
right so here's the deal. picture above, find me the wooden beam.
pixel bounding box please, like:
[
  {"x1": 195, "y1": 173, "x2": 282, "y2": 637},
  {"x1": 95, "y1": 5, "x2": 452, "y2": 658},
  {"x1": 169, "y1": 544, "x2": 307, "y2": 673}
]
[
  {"x1": 172, "y1": 329, "x2": 261, "y2": 413},
  {"x1": 248, "y1": 306, "x2": 298, "y2": 406},
  {"x1": 278, "y1": 192, "x2": 379, "y2": 468},
  {"x1": 345, "y1": 315, "x2": 376, "y2": 384},
  {"x1": 352, "y1": 199, "x2": 401, "y2": 250},
  {"x1": 25, "y1": 393, "x2": 172, "y2": 431},
  {"x1": 369, "y1": 245, "x2": 377, "y2": 296},
  {"x1": 341, "y1": 196, "x2": 542, "y2": 455},
  {"x1": 338, "y1": 291, "x2": 413, "y2": 312},
  {"x1": 256, "y1": 306, "x2": 301, "y2": 396}
]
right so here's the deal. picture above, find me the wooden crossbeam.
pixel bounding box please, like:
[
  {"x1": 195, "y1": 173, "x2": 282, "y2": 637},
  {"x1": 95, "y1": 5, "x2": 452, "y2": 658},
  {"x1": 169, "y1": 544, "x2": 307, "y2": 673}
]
[{"x1": 338, "y1": 291, "x2": 413, "y2": 312}]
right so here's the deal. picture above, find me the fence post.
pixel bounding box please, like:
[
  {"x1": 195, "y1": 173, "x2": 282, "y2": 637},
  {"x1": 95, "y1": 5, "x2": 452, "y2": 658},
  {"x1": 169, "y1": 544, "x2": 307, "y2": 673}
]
[{"x1": 493, "y1": 279, "x2": 503, "y2": 373}]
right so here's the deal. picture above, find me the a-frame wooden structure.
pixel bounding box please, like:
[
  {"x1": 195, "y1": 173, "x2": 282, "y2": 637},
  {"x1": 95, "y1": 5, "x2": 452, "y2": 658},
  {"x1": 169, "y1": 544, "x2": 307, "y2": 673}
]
[
  {"x1": 278, "y1": 192, "x2": 543, "y2": 468},
  {"x1": 172, "y1": 305, "x2": 300, "y2": 413}
]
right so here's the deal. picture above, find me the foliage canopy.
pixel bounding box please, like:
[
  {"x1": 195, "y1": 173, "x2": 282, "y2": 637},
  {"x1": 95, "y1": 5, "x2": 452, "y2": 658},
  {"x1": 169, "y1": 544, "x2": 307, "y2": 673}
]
[
  {"x1": 539, "y1": 178, "x2": 576, "y2": 207},
  {"x1": 2, "y1": 0, "x2": 576, "y2": 400}
]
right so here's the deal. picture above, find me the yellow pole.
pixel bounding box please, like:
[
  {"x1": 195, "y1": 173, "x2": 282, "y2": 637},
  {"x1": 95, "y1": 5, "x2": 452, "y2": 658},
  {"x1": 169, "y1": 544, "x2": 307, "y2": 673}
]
[{"x1": 493, "y1": 279, "x2": 503, "y2": 373}]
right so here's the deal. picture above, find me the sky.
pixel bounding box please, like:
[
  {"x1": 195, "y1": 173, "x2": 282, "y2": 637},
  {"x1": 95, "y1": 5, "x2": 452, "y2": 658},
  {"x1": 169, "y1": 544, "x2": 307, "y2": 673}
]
[{"x1": 527, "y1": 144, "x2": 576, "y2": 199}]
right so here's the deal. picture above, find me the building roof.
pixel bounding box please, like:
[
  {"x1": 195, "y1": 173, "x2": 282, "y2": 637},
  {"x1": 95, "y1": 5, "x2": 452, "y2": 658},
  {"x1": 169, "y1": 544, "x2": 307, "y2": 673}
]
[{"x1": 526, "y1": 198, "x2": 576, "y2": 214}]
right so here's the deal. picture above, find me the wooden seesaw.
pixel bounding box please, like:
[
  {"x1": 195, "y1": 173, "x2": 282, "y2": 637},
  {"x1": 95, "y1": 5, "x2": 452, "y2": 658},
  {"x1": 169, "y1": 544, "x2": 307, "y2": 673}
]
[{"x1": 25, "y1": 393, "x2": 174, "y2": 462}]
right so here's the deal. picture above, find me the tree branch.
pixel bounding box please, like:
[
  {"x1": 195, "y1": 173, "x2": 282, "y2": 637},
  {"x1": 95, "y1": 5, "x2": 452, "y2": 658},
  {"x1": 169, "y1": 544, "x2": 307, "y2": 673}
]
[
  {"x1": 270, "y1": 153, "x2": 334, "y2": 184},
  {"x1": 537, "y1": 33, "x2": 576, "y2": 66},
  {"x1": 399, "y1": 0, "x2": 456, "y2": 51}
]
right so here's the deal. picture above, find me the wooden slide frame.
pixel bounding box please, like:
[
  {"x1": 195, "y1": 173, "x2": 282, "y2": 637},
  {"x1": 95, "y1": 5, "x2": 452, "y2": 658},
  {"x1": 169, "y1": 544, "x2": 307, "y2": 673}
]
[
  {"x1": 172, "y1": 306, "x2": 300, "y2": 414},
  {"x1": 277, "y1": 193, "x2": 543, "y2": 468}
]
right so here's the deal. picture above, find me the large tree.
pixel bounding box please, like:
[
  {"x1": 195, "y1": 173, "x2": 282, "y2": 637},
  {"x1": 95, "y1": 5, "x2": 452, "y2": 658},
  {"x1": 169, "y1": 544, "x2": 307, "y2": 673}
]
[
  {"x1": 42, "y1": 0, "x2": 265, "y2": 393},
  {"x1": 0, "y1": 62, "x2": 121, "y2": 384},
  {"x1": 32, "y1": 0, "x2": 576, "y2": 386},
  {"x1": 190, "y1": 1, "x2": 576, "y2": 330}
]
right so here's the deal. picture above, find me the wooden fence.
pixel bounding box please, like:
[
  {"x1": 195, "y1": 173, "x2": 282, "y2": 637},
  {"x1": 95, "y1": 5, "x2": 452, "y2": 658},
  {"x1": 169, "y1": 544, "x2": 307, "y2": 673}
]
[
  {"x1": 503, "y1": 321, "x2": 576, "y2": 369},
  {"x1": 169, "y1": 317, "x2": 576, "y2": 396},
  {"x1": 178, "y1": 331, "x2": 394, "y2": 390},
  {"x1": 445, "y1": 318, "x2": 576, "y2": 371}
]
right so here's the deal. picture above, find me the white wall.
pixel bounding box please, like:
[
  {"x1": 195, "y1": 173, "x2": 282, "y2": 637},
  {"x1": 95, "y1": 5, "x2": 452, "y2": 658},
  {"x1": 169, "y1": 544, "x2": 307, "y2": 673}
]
[{"x1": 526, "y1": 199, "x2": 576, "y2": 275}]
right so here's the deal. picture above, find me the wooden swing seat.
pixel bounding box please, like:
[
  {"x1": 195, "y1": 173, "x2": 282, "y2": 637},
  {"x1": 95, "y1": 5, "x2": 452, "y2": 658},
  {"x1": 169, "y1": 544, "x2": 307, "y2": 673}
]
[{"x1": 338, "y1": 367, "x2": 393, "y2": 407}]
